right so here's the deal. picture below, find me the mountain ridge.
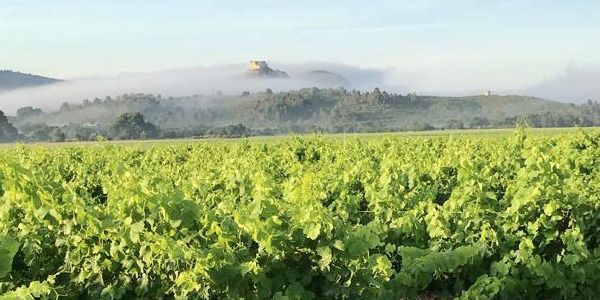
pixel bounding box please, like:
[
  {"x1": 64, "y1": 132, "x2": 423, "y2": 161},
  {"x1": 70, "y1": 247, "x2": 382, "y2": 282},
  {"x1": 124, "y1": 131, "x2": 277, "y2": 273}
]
[
  {"x1": 0, "y1": 70, "x2": 62, "y2": 91},
  {"x1": 12, "y1": 88, "x2": 589, "y2": 129},
  {"x1": 7, "y1": 87, "x2": 600, "y2": 141}
]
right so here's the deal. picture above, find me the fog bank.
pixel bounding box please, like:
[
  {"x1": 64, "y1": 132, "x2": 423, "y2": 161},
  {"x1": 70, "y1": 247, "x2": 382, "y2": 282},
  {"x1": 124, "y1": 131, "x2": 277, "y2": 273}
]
[
  {"x1": 2, "y1": 62, "x2": 599, "y2": 115},
  {"x1": 523, "y1": 65, "x2": 600, "y2": 103},
  {"x1": 0, "y1": 63, "x2": 397, "y2": 115}
]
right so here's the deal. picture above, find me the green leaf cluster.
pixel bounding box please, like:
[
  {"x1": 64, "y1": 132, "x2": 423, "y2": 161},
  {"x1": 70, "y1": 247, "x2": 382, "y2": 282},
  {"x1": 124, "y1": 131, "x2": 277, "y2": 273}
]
[{"x1": 1, "y1": 130, "x2": 600, "y2": 299}]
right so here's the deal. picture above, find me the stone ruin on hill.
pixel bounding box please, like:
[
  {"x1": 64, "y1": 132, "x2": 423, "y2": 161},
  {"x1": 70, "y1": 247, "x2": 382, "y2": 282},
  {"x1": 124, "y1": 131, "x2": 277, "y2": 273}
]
[{"x1": 246, "y1": 61, "x2": 289, "y2": 78}]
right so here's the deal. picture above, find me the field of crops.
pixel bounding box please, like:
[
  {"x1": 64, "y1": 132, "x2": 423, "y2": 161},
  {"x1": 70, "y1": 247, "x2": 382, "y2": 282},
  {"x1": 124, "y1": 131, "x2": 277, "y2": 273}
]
[{"x1": 2, "y1": 129, "x2": 600, "y2": 299}]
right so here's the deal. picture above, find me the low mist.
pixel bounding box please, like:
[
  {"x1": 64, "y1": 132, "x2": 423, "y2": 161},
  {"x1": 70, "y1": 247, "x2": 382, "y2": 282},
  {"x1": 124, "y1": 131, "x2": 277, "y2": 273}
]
[
  {"x1": 2, "y1": 62, "x2": 598, "y2": 115},
  {"x1": 523, "y1": 65, "x2": 600, "y2": 103},
  {"x1": 0, "y1": 63, "x2": 397, "y2": 115}
]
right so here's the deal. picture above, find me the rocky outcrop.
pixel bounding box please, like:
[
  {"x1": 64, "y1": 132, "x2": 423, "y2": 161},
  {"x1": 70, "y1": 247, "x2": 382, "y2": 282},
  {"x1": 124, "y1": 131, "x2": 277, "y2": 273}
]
[
  {"x1": 246, "y1": 61, "x2": 289, "y2": 78},
  {"x1": 245, "y1": 61, "x2": 352, "y2": 88}
]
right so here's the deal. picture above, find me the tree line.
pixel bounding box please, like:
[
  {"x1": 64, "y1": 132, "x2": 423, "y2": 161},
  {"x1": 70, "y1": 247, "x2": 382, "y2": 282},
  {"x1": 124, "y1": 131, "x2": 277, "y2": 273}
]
[{"x1": 3, "y1": 88, "x2": 600, "y2": 142}]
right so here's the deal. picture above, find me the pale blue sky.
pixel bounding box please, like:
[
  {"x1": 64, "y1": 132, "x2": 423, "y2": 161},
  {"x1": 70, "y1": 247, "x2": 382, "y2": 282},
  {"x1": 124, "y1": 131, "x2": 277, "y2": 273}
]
[{"x1": 1, "y1": 0, "x2": 599, "y2": 91}]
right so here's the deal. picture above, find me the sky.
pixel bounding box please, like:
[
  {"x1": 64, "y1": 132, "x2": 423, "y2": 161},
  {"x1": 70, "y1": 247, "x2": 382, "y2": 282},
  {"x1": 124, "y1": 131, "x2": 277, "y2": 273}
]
[{"x1": 1, "y1": 0, "x2": 600, "y2": 96}]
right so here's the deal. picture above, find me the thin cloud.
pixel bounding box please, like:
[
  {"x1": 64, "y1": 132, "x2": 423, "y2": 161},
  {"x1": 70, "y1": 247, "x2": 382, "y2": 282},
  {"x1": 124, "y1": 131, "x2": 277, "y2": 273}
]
[{"x1": 523, "y1": 65, "x2": 600, "y2": 103}]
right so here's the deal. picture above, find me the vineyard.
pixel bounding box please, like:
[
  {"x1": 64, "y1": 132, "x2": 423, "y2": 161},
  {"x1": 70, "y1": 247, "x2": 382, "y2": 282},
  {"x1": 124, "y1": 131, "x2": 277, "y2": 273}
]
[{"x1": 2, "y1": 129, "x2": 600, "y2": 299}]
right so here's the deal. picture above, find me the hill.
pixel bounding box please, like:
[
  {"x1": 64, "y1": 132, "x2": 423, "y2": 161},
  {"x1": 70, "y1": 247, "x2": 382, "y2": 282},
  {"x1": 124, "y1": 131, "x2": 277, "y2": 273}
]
[
  {"x1": 10, "y1": 88, "x2": 599, "y2": 141},
  {"x1": 0, "y1": 70, "x2": 61, "y2": 91},
  {"x1": 224, "y1": 90, "x2": 578, "y2": 130}
]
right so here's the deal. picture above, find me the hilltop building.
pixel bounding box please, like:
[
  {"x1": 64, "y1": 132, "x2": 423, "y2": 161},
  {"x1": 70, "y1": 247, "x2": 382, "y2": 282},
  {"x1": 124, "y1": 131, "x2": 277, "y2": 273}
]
[
  {"x1": 246, "y1": 61, "x2": 289, "y2": 78},
  {"x1": 248, "y1": 61, "x2": 269, "y2": 73}
]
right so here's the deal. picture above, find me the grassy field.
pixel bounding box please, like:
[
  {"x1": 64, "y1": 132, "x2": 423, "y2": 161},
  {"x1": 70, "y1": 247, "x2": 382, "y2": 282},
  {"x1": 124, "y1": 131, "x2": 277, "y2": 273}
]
[{"x1": 1, "y1": 127, "x2": 597, "y2": 148}]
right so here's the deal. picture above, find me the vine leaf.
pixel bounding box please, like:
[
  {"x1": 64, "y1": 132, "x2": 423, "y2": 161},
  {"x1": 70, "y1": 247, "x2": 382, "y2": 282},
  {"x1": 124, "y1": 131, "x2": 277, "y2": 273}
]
[{"x1": 0, "y1": 234, "x2": 19, "y2": 279}]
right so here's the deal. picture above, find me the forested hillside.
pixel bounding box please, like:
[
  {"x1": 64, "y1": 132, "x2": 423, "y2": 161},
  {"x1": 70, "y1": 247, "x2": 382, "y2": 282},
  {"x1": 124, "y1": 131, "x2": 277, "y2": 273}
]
[{"x1": 4, "y1": 87, "x2": 600, "y2": 141}]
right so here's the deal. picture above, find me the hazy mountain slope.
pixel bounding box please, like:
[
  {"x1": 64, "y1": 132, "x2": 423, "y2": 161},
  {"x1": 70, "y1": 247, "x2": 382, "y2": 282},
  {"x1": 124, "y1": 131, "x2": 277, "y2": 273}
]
[
  {"x1": 228, "y1": 91, "x2": 575, "y2": 128},
  {"x1": 389, "y1": 95, "x2": 574, "y2": 125},
  {"x1": 13, "y1": 89, "x2": 583, "y2": 131},
  {"x1": 0, "y1": 70, "x2": 61, "y2": 91}
]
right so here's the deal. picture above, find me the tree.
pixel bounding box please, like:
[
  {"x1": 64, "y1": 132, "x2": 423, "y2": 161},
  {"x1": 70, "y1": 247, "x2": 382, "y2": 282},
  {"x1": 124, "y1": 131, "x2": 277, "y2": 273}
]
[
  {"x1": 372, "y1": 87, "x2": 383, "y2": 104},
  {"x1": 408, "y1": 92, "x2": 418, "y2": 103},
  {"x1": 469, "y1": 117, "x2": 490, "y2": 129},
  {"x1": 0, "y1": 111, "x2": 18, "y2": 142},
  {"x1": 60, "y1": 102, "x2": 71, "y2": 112},
  {"x1": 206, "y1": 124, "x2": 251, "y2": 138},
  {"x1": 409, "y1": 122, "x2": 435, "y2": 131},
  {"x1": 16, "y1": 106, "x2": 43, "y2": 118},
  {"x1": 109, "y1": 112, "x2": 158, "y2": 140},
  {"x1": 445, "y1": 120, "x2": 465, "y2": 130},
  {"x1": 22, "y1": 124, "x2": 57, "y2": 142},
  {"x1": 48, "y1": 127, "x2": 66, "y2": 142}
]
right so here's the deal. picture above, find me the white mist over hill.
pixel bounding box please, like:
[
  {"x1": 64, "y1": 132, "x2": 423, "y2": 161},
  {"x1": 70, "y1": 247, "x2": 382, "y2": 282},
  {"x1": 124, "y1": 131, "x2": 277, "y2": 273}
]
[
  {"x1": 1, "y1": 62, "x2": 599, "y2": 115},
  {"x1": 0, "y1": 63, "x2": 396, "y2": 114}
]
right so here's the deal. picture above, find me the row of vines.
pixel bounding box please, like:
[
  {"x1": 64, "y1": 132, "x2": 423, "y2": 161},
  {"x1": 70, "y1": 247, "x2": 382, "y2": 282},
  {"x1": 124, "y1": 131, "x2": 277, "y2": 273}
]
[{"x1": 1, "y1": 130, "x2": 600, "y2": 299}]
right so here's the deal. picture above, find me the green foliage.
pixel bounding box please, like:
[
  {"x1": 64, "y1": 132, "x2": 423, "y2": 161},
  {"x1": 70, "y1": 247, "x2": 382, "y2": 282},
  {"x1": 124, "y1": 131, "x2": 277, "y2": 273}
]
[
  {"x1": 1, "y1": 130, "x2": 600, "y2": 298},
  {"x1": 16, "y1": 123, "x2": 65, "y2": 142},
  {"x1": 14, "y1": 89, "x2": 600, "y2": 141},
  {"x1": 47, "y1": 127, "x2": 65, "y2": 142},
  {"x1": 0, "y1": 235, "x2": 19, "y2": 279},
  {"x1": 15, "y1": 107, "x2": 43, "y2": 119},
  {"x1": 109, "y1": 112, "x2": 158, "y2": 140},
  {"x1": 0, "y1": 111, "x2": 18, "y2": 143}
]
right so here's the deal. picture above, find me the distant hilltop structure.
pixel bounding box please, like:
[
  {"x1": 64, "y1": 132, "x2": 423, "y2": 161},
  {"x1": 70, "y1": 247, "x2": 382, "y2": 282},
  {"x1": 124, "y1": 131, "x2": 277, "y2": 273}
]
[
  {"x1": 246, "y1": 61, "x2": 289, "y2": 78},
  {"x1": 244, "y1": 60, "x2": 352, "y2": 88},
  {"x1": 485, "y1": 91, "x2": 492, "y2": 96},
  {"x1": 248, "y1": 61, "x2": 268, "y2": 72}
]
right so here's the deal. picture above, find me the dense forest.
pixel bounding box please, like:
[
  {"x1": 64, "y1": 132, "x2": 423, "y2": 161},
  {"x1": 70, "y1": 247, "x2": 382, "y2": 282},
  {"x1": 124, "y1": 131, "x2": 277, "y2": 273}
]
[{"x1": 1, "y1": 87, "x2": 600, "y2": 142}]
